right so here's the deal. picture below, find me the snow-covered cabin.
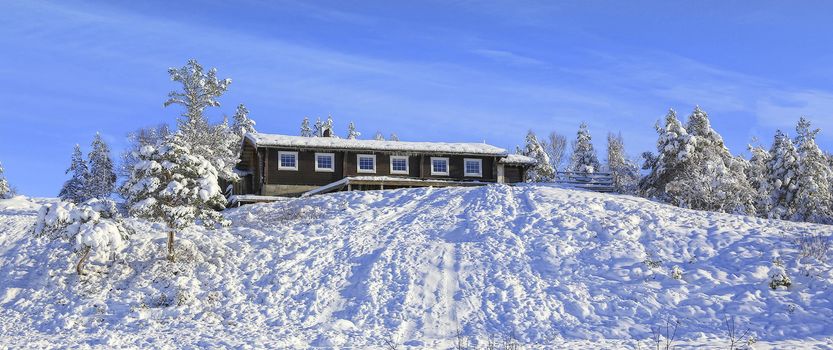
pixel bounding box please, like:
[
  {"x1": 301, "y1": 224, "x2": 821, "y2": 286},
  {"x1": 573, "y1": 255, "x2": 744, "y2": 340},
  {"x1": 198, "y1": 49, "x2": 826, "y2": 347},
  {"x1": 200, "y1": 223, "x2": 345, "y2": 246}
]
[{"x1": 232, "y1": 133, "x2": 535, "y2": 197}]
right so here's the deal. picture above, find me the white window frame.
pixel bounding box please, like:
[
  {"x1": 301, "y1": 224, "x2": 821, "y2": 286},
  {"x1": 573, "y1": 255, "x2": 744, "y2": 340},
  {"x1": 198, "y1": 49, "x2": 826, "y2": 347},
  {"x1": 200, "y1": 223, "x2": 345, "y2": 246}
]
[
  {"x1": 389, "y1": 155, "x2": 409, "y2": 175},
  {"x1": 430, "y1": 157, "x2": 450, "y2": 176},
  {"x1": 314, "y1": 153, "x2": 335, "y2": 172},
  {"x1": 357, "y1": 154, "x2": 377, "y2": 173},
  {"x1": 464, "y1": 158, "x2": 483, "y2": 177},
  {"x1": 278, "y1": 151, "x2": 299, "y2": 171}
]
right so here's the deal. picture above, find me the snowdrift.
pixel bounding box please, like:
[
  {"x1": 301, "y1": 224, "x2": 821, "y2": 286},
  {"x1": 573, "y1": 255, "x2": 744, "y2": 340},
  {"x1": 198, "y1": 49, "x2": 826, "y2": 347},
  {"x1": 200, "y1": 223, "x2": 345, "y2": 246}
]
[{"x1": 1, "y1": 185, "x2": 832, "y2": 348}]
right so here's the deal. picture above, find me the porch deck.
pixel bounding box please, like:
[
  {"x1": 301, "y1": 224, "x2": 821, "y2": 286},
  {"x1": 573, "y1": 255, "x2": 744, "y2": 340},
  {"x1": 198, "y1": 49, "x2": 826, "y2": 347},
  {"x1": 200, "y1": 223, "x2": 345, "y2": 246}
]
[{"x1": 302, "y1": 176, "x2": 489, "y2": 197}]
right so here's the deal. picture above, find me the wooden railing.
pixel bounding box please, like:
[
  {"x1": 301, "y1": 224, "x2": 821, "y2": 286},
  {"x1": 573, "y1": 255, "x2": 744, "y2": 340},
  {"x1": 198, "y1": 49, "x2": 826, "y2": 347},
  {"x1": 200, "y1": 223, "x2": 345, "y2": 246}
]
[{"x1": 555, "y1": 171, "x2": 615, "y2": 192}]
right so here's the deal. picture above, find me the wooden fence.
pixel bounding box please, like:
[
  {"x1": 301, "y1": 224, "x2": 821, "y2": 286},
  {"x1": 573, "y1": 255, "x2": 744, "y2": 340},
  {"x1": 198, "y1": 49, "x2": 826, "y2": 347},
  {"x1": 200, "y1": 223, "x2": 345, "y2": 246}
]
[{"x1": 554, "y1": 171, "x2": 615, "y2": 192}]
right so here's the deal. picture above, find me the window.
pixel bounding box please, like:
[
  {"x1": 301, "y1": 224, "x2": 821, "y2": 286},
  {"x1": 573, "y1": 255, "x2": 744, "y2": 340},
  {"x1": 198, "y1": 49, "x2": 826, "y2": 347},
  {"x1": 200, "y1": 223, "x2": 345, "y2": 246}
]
[
  {"x1": 430, "y1": 157, "x2": 449, "y2": 176},
  {"x1": 464, "y1": 158, "x2": 482, "y2": 177},
  {"x1": 390, "y1": 155, "x2": 409, "y2": 174},
  {"x1": 315, "y1": 153, "x2": 335, "y2": 172},
  {"x1": 357, "y1": 154, "x2": 376, "y2": 173},
  {"x1": 278, "y1": 151, "x2": 298, "y2": 171}
]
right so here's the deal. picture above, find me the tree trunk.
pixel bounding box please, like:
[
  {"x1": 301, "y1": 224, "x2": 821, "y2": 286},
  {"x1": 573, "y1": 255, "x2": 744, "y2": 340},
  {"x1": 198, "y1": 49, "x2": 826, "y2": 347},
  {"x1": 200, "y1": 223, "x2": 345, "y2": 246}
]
[
  {"x1": 167, "y1": 230, "x2": 175, "y2": 262},
  {"x1": 76, "y1": 245, "x2": 91, "y2": 275}
]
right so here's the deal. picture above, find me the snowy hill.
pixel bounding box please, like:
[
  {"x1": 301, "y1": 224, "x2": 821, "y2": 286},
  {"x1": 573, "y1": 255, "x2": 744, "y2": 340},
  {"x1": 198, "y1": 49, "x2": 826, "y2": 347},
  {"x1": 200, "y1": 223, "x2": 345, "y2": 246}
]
[{"x1": 1, "y1": 185, "x2": 832, "y2": 348}]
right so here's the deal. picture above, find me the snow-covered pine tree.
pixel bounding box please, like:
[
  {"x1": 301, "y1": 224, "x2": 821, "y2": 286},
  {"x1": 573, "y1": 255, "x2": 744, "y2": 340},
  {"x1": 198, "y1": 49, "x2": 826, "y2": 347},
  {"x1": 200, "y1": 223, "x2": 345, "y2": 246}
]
[
  {"x1": 792, "y1": 117, "x2": 832, "y2": 223},
  {"x1": 672, "y1": 106, "x2": 755, "y2": 214},
  {"x1": 746, "y1": 142, "x2": 772, "y2": 217},
  {"x1": 606, "y1": 132, "x2": 639, "y2": 194},
  {"x1": 164, "y1": 59, "x2": 230, "y2": 148},
  {"x1": 374, "y1": 131, "x2": 385, "y2": 141},
  {"x1": 231, "y1": 104, "x2": 256, "y2": 137},
  {"x1": 163, "y1": 59, "x2": 238, "y2": 182},
  {"x1": 389, "y1": 133, "x2": 400, "y2": 141},
  {"x1": 120, "y1": 132, "x2": 228, "y2": 261},
  {"x1": 568, "y1": 122, "x2": 600, "y2": 173},
  {"x1": 0, "y1": 161, "x2": 11, "y2": 199},
  {"x1": 120, "y1": 124, "x2": 171, "y2": 179},
  {"x1": 323, "y1": 115, "x2": 335, "y2": 137},
  {"x1": 301, "y1": 117, "x2": 313, "y2": 137},
  {"x1": 346, "y1": 122, "x2": 360, "y2": 139},
  {"x1": 87, "y1": 133, "x2": 116, "y2": 199},
  {"x1": 522, "y1": 130, "x2": 554, "y2": 182},
  {"x1": 59, "y1": 145, "x2": 90, "y2": 203},
  {"x1": 314, "y1": 117, "x2": 324, "y2": 137},
  {"x1": 765, "y1": 130, "x2": 800, "y2": 220},
  {"x1": 208, "y1": 117, "x2": 241, "y2": 182},
  {"x1": 639, "y1": 109, "x2": 695, "y2": 201}
]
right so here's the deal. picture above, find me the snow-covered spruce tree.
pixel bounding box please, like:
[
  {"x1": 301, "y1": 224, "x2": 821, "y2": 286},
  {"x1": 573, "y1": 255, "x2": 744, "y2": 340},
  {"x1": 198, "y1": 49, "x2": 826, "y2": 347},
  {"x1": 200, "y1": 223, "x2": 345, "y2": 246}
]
[
  {"x1": 374, "y1": 131, "x2": 385, "y2": 141},
  {"x1": 765, "y1": 130, "x2": 800, "y2": 220},
  {"x1": 792, "y1": 117, "x2": 832, "y2": 223},
  {"x1": 0, "y1": 161, "x2": 11, "y2": 199},
  {"x1": 746, "y1": 143, "x2": 773, "y2": 217},
  {"x1": 87, "y1": 133, "x2": 116, "y2": 199},
  {"x1": 568, "y1": 122, "x2": 600, "y2": 173},
  {"x1": 389, "y1": 133, "x2": 400, "y2": 141},
  {"x1": 301, "y1": 116, "x2": 313, "y2": 137},
  {"x1": 231, "y1": 104, "x2": 256, "y2": 137},
  {"x1": 521, "y1": 130, "x2": 554, "y2": 182},
  {"x1": 33, "y1": 199, "x2": 129, "y2": 275},
  {"x1": 121, "y1": 132, "x2": 228, "y2": 261},
  {"x1": 59, "y1": 144, "x2": 91, "y2": 203},
  {"x1": 210, "y1": 117, "x2": 243, "y2": 182},
  {"x1": 639, "y1": 109, "x2": 695, "y2": 201},
  {"x1": 606, "y1": 132, "x2": 639, "y2": 194},
  {"x1": 163, "y1": 59, "x2": 238, "y2": 182},
  {"x1": 346, "y1": 122, "x2": 360, "y2": 139},
  {"x1": 324, "y1": 115, "x2": 335, "y2": 137},
  {"x1": 120, "y1": 124, "x2": 171, "y2": 179},
  {"x1": 670, "y1": 106, "x2": 755, "y2": 214},
  {"x1": 313, "y1": 117, "x2": 324, "y2": 137},
  {"x1": 828, "y1": 151, "x2": 833, "y2": 216}
]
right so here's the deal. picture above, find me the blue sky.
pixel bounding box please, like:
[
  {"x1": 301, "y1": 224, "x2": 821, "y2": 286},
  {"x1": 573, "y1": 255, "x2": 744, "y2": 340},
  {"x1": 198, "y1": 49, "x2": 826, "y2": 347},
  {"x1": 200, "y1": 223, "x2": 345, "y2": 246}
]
[{"x1": 2, "y1": 1, "x2": 833, "y2": 196}]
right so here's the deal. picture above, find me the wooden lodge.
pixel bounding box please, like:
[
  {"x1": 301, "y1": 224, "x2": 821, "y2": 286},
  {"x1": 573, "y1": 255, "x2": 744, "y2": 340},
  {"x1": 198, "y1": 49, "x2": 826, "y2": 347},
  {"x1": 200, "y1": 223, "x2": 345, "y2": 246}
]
[{"x1": 231, "y1": 131, "x2": 536, "y2": 199}]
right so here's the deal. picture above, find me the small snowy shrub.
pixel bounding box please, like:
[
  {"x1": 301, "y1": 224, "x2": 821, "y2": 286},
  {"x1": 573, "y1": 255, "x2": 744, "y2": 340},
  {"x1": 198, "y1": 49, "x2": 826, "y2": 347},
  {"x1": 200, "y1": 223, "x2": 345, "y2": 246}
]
[
  {"x1": 33, "y1": 198, "x2": 130, "y2": 275},
  {"x1": 768, "y1": 260, "x2": 791, "y2": 290},
  {"x1": 670, "y1": 265, "x2": 683, "y2": 280},
  {"x1": 643, "y1": 258, "x2": 662, "y2": 269},
  {"x1": 796, "y1": 232, "x2": 830, "y2": 261}
]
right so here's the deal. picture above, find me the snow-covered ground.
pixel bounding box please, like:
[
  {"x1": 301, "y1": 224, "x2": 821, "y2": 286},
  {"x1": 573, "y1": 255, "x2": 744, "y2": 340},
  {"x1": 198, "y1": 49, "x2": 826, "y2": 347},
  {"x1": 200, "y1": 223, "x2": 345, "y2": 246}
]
[{"x1": 1, "y1": 185, "x2": 833, "y2": 348}]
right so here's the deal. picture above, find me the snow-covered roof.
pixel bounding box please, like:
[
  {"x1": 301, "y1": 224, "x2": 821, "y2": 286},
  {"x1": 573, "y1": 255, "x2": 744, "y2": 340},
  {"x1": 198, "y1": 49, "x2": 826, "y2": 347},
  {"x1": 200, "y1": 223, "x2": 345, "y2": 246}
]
[
  {"x1": 499, "y1": 154, "x2": 537, "y2": 165},
  {"x1": 246, "y1": 133, "x2": 507, "y2": 156}
]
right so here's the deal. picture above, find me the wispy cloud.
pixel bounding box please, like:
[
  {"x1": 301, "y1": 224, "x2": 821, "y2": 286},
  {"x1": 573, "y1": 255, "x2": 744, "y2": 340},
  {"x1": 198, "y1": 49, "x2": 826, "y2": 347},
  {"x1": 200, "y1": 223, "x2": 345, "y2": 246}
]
[
  {"x1": 471, "y1": 49, "x2": 546, "y2": 67},
  {"x1": 756, "y1": 90, "x2": 833, "y2": 133}
]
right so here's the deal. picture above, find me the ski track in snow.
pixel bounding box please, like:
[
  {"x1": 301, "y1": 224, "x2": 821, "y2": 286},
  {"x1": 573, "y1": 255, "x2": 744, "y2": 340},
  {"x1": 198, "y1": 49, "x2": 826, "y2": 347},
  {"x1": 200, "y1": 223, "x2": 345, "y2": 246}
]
[{"x1": 1, "y1": 186, "x2": 833, "y2": 348}]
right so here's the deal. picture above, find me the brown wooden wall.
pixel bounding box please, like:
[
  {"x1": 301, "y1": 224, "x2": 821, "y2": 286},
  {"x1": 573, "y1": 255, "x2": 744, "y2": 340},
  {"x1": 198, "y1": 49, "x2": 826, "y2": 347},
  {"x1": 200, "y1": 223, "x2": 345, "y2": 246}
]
[
  {"x1": 343, "y1": 152, "x2": 423, "y2": 178},
  {"x1": 259, "y1": 148, "x2": 500, "y2": 187},
  {"x1": 418, "y1": 155, "x2": 495, "y2": 180},
  {"x1": 265, "y1": 149, "x2": 345, "y2": 186},
  {"x1": 235, "y1": 139, "x2": 262, "y2": 194},
  {"x1": 504, "y1": 166, "x2": 525, "y2": 183}
]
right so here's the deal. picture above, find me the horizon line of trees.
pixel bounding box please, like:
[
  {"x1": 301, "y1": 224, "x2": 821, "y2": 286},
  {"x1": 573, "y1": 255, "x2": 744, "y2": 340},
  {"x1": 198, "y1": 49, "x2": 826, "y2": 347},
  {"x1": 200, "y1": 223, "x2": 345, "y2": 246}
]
[{"x1": 518, "y1": 106, "x2": 833, "y2": 225}]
